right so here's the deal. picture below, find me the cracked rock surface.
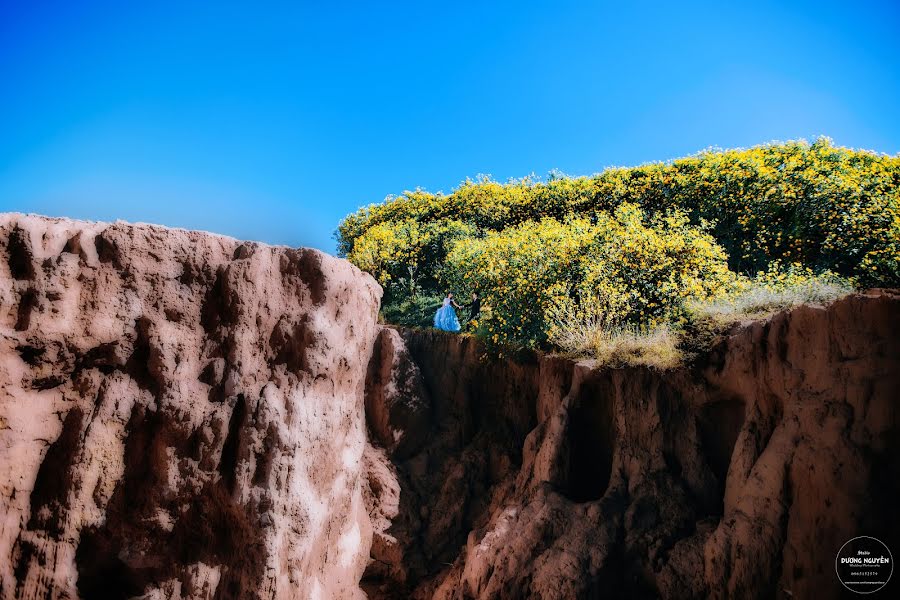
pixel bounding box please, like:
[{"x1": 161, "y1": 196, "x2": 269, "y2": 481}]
[{"x1": 0, "y1": 214, "x2": 381, "y2": 600}]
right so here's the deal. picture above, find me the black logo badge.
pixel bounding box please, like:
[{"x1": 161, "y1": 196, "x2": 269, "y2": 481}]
[{"x1": 835, "y1": 536, "x2": 893, "y2": 594}]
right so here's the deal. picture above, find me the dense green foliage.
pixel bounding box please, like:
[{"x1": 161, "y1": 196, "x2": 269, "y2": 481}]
[
  {"x1": 441, "y1": 205, "x2": 735, "y2": 347},
  {"x1": 337, "y1": 138, "x2": 899, "y2": 350}
]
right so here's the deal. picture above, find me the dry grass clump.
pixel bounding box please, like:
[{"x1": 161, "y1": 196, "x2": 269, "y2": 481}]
[
  {"x1": 590, "y1": 325, "x2": 681, "y2": 369},
  {"x1": 548, "y1": 307, "x2": 681, "y2": 369},
  {"x1": 548, "y1": 270, "x2": 855, "y2": 368},
  {"x1": 689, "y1": 277, "x2": 853, "y2": 324}
]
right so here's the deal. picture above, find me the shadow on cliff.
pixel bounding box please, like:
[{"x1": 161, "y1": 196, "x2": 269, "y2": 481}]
[
  {"x1": 74, "y1": 403, "x2": 267, "y2": 600},
  {"x1": 362, "y1": 291, "x2": 900, "y2": 600}
]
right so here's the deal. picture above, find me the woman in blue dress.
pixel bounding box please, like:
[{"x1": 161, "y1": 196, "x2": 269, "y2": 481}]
[{"x1": 434, "y1": 292, "x2": 462, "y2": 332}]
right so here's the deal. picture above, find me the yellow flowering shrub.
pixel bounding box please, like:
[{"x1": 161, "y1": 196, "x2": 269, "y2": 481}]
[
  {"x1": 443, "y1": 217, "x2": 594, "y2": 346},
  {"x1": 338, "y1": 138, "x2": 898, "y2": 352},
  {"x1": 348, "y1": 218, "x2": 475, "y2": 297},
  {"x1": 338, "y1": 138, "x2": 900, "y2": 287},
  {"x1": 575, "y1": 203, "x2": 736, "y2": 326},
  {"x1": 443, "y1": 204, "x2": 735, "y2": 348}
]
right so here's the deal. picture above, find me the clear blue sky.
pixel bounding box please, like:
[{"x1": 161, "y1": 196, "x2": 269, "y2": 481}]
[{"x1": 1, "y1": 1, "x2": 898, "y2": 253}]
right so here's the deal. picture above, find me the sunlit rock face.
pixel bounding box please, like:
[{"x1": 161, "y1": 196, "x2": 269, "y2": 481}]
[
  {"x1": 362, "y1": 294, "x2": 900, "y2": 600},
  {"x1": 0, "y1": 214, "x2": 381, "y2": 600}
]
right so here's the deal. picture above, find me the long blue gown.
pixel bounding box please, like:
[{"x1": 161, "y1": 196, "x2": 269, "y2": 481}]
[{"x1": 434, "y1": 297, "x2": 461, "y2": 332}]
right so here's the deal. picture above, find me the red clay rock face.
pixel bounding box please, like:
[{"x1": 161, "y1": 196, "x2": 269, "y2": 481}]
[
  {"x1": 0, "y1": 214, "x2": 382, "y2": 600},
  {"x1": 363, "y1": 293, "x2": 900, "y2": 599},
  {"x1": 361, "y1": 330, "x2": 543, "y2": 597},
  {"x1": 2, "y1": 213, "x2": 896, "y2": 599},
  {"x1": 364, "y1": 327, "x2": 431, "y2": 460}
]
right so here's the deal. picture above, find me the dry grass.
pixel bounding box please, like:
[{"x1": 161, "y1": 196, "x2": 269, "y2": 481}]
[
  {"x1": 689, "y1": 278, "x2": 853, "y2": 324},
  {"x1": 590, "y1": 325, "x2": 682, "y2": 369},
  {"x1": 548, "y1": 309, "x2": 611, "y2": 357},
  {"x1": 548, "y1": 276, "x2": 854, "y2": 368},
  {"x1": 549, "y1": 309, "x2": 681, "y2": 369}
]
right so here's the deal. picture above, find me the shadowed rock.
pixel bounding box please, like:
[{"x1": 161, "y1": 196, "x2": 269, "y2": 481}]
[{"x1": 362, "y1": 292, "x2": 900, "y2": 600}]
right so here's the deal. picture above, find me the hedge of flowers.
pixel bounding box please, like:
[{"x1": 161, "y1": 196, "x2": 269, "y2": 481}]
[{"x1": 337, "y1": 138, "x2": 899, "y2": 349}]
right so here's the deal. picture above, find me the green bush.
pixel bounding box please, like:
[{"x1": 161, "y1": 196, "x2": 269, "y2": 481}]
[
  {"x1": 442, "y1": 204, "x2": 735, "y2": 348},
  {"x1": 380, "y1": 294, "x2": 445, "y2": 328},
  {"x1": 337, "y1": 138, "x2": 897, "y2": 353},
  {"x1": 338, "y1": 138, "x2": 900, "y2": 287}
]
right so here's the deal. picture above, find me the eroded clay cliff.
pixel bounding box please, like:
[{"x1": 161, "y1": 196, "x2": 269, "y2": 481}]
[
  {"x1": 362, "y1": 293, "x2": 900, "y2": 599},
  {"x1": 2, "y1": 213, "x2": 897, "y2": 600},
  {"x1": 0, "y1": 214, "x2": 382, "y2": 599}
]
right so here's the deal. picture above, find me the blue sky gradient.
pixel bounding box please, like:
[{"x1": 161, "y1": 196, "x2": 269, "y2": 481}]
[{"x1": 1, "y1": 0, "x2": 898, "y2": 252}]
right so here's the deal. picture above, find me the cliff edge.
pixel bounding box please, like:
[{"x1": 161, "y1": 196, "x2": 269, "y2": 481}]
[
  {"x1": 362, "y1": 292, "x2": 900, "y2": 599},
  {"x1": 1, "y1": 214, "x2": 897, "y2": 599}
]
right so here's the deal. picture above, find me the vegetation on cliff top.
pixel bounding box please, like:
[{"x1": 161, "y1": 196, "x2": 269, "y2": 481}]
[{"x1": 337, "y1": 138, "x2": 898, "y2": 362}]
